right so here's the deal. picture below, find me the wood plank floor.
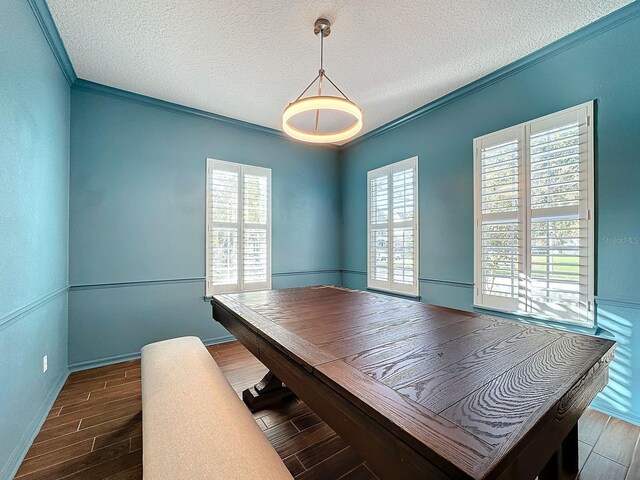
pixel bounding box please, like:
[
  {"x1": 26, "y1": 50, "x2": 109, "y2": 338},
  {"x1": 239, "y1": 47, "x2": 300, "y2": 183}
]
[{"x1": 15, "y1": 340, "x2": 640, "y2": 480}]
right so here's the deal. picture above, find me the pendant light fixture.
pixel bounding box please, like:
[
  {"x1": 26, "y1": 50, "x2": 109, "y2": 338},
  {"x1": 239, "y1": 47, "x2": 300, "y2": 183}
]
[{"x1": 283, "y1": 18, "x2": 363, "y2": 144}]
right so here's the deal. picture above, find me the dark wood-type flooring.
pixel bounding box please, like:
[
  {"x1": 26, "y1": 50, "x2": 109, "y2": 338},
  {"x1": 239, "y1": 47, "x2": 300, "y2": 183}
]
[{"x1": 15, "y1": 341, "x2": 640, "y2": 479}]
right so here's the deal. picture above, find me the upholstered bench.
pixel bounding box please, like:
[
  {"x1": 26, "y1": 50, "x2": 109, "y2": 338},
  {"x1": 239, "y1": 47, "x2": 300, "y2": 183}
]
[{"x1": 141, "y1": 336, "x2": 292, "y2": 479}]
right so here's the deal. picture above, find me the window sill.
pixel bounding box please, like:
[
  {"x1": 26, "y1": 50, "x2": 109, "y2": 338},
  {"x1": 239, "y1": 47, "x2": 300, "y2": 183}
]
[{"x1": 473, "y1": 304, "x2": 598, "y2": 336}]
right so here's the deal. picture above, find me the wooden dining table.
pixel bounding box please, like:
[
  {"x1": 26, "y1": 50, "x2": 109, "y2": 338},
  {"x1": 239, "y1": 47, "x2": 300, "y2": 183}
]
[{"x1": 210, "y1": 285, "x2": 615, "y2": 480}]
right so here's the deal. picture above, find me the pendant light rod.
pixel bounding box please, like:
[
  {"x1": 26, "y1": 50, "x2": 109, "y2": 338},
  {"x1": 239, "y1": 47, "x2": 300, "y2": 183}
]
[
  {"x1": 320, "y1": 27, "x2": 324, "y2": 71},
  {"x1": 315, "y1": 24, "x2": 328, "y2": 132},
  {"x1": 315, "y1": 68, "x2": 322, "y2": 132},
  {"x1": 294, "y1": 73, "x2": 321, "y2": 103},
  {"x1": 291, "y1": 18, "x2": 351, "y2": 104},
  {"x1": 323, "y1": 72, "x2": 351, "y2": 102}
]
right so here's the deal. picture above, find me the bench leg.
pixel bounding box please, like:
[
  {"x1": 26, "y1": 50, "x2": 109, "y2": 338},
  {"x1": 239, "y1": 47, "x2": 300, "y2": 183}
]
[
  {"x1": 242, "y1": 371, "x2": 295, "y2": 412},
  {"x1": 539, "y1": 423, "x2": 579, "y2": 480}
]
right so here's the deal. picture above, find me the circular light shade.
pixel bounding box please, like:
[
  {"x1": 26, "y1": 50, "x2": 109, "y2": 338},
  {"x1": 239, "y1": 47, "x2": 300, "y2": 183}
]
[{"x1": 283, "y1": 96, "x2": 363, "y2": 144}]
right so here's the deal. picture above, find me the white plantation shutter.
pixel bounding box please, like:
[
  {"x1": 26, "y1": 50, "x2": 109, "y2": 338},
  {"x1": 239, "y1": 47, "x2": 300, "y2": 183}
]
[
  {"x1": 475, "y1": 127, "x2": 524, "y2": 312},
  {"x1": 206, "y1": 159, "x2": 271, "y2": 296},
  {"x1": 242, "y1": 171, "x2": 269, "y2": 286},
  {"x1": 527, "y1": 105, "x2": 593, "y2": 323},
  {"x1": 207, "y1": 162, "x2": 240, "y2": 293},
  {"x1": 369, "y1": 175, "x2": 389, "y2": 283},
  {"x1": 474, "y1": 102, "x2": 594, "y2": 325},
  {"x1": 368, "y1": 157, "x2": 419, "y2": 296}
]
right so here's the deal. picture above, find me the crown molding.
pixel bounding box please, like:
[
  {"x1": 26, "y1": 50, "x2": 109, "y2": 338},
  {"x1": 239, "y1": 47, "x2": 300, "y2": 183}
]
[
  {"x1": 342, "y1": 1, "x2": 640, "y2": 149},
  {"x1": 72, "y1": 79, "x2": 275, "y2": 140},
  {"x1": 27, "y1": 1, "x2": 337, "y2": 148},
  {"x1": 28, "y1": 0, "x2": 77, "y2": 85},
  {"x1": 29, "y1": 0, "x2": 640, "y2": 150},
  {"x1": 72, "y1": 79, "x2": 339, "y2": 150}
]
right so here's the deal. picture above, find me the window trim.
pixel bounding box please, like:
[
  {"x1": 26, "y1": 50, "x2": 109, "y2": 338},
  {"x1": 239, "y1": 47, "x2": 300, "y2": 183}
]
[
  {"x1": 205, "y1": 158, "x2": 272, "y2": 297},
  {"x1": 473, "y1": 101, "x2": 595, "y2": 326},
  {"x1": 367, "y1": 156, "x2": 419, "y2": 297}
]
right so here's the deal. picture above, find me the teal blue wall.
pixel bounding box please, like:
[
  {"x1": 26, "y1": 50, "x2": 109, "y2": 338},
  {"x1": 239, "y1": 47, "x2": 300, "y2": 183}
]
[
  {"x1": 0, "y1": 1, "x2": 70, "y2": 477},
  {"x1": 339, "y1": 7, "x2": 640, "y2": 425},
  {"x1": 3, "y1": 9, "x2": 639, "y2": 479},
  {"x1": 68, "y1": 87, "x2": 341, "y2": 367}
]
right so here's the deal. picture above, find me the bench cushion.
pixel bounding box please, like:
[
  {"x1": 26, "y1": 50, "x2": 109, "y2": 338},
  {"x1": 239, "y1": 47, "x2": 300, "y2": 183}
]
[{"x1": 141, "y1": 336, "x2": 292, "y2": 479}]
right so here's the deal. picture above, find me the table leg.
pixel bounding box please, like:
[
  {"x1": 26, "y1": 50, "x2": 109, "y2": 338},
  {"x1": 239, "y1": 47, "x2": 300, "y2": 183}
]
[
  {"x1": 242, "y1": 371, "x2": 295, "y2": 412},
  {"x1": 539, "y1": 423, "x2": 579, "y2": 480},
  {"x1": 561, "y1": 423, "x2": 579, "y2": 474}
]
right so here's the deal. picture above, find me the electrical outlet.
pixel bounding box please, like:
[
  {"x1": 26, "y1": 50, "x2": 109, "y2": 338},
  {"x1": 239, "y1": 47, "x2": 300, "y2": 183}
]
[{"x1": 42, "y1": 355, "x2": 48, "y2": 373}]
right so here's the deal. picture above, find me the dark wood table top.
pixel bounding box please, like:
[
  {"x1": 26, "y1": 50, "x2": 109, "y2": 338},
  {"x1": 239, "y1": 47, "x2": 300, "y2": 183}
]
[{"x1": 212, "y1": 286, "x2": 615, "y2": 479}]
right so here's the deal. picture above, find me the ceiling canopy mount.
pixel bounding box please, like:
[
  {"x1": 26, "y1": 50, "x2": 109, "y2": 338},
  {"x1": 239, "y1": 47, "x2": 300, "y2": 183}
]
[{"x1": 313, "y1": 18, "x2": 331, "y2": 37}]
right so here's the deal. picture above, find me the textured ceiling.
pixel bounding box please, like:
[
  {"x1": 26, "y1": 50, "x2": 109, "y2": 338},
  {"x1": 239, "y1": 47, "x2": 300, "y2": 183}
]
[{"x1": 47, "y1": 0, "x2": 631, "y2": 143}]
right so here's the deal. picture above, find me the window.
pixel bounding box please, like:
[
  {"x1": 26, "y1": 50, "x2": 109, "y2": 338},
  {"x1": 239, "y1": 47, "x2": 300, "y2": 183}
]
[
  {"x1": 367, "y1": 157, "x2": 419, "y2": 296},
  {"x1": 473, "y1": 102, "x2": 594, "y2": 325},
  {"x1": 206, "y1": 159, "x2": 271, "y2": 296}
]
